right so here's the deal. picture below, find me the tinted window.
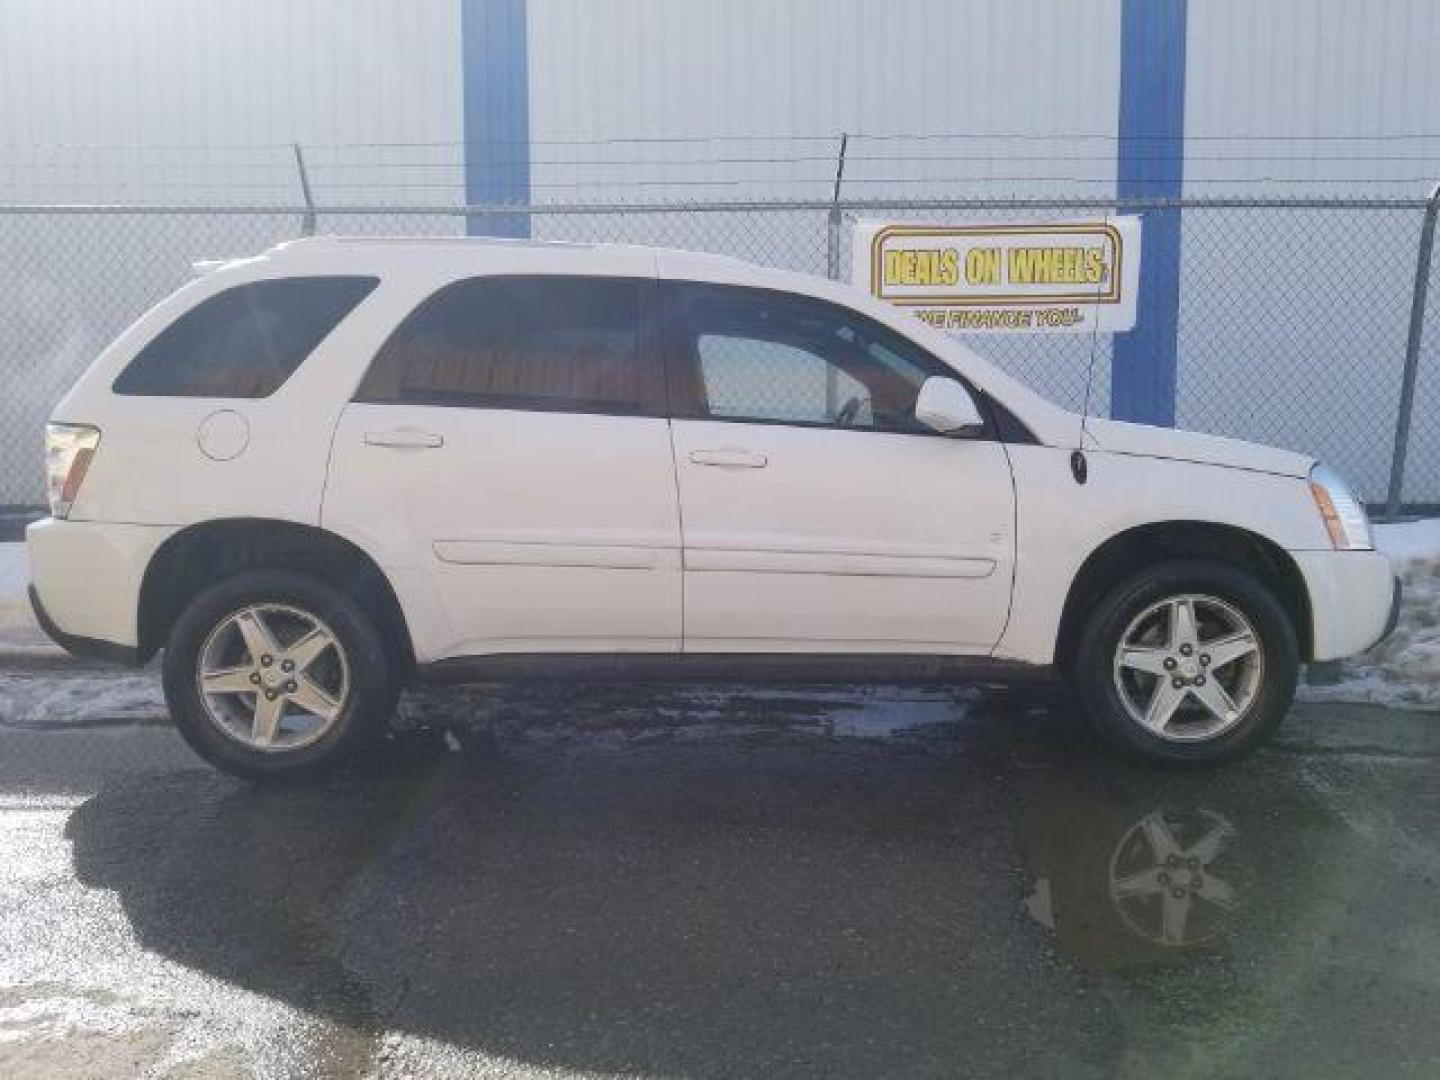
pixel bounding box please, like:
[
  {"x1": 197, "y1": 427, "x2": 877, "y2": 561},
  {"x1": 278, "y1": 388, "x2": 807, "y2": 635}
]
[
  {"x1": 669, "y1": 283, "x2": 947, "y2": 433},
  {"x1": 356, "y1": 275, "x2": 659, "y2": 415},
  {"x1": 113, "y1": 277, "x2": 377, "y2": 398}
]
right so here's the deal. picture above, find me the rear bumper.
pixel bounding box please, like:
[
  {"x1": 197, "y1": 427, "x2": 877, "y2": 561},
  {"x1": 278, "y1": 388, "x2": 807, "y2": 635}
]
[
  {"x1": 25, "y1": 517, "x2": 176, "y2": 666},
  {"x1": 1291, "y1": 548, "x2": 1398, "y2": 661},
  {"x1": 28, "y1": 584, "x2": 139, "y2": 665}
]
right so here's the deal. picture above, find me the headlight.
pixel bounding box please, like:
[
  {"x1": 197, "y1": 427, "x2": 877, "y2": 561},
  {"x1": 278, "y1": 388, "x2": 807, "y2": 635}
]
[
  {"x1": 45, "y1": 423, "x2": 100, "y2": 520},
  {"x1": 1309, "y1": 463, "x2": 1372, "y2": 551}
]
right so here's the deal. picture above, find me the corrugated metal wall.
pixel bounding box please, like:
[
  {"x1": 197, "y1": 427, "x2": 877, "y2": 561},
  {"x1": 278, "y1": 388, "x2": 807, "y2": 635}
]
[
  {"x1": 527, "y1": 0, "x2": 1122, "y2": 202},
  {"x1": 8, "y1": 1, "x2": 1440, "y2": 203},
  {"x1": 0, "y1": 0, "x2": 462, "y2": 205},
  {"x1": 529, "y1": 0, "x2": 1122, "y2": 140},
  {"x1": 1187, "y1": 0, "x2": 1440, "y2": 192}
]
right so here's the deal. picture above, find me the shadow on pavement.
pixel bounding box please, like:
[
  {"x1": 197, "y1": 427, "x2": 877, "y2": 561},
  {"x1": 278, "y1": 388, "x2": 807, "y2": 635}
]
[{"x1": 62, "y1": 697, "x2": 1440, "y2": 1078}]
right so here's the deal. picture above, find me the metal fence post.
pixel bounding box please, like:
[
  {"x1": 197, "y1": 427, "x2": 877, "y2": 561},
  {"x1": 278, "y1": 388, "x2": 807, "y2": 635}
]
[
  {"x1": 292, "y1": 143, "x2": 317, "y2": 237},
  {"x1": 824, "y1": 133, "x2": 848, "y2": 281},
  {"x1": 1384, "y1": 182, "x2": 1440, "y2": 519},
  {"x1": 824, "y1": 134, "x2": 849, "y2": 419}
]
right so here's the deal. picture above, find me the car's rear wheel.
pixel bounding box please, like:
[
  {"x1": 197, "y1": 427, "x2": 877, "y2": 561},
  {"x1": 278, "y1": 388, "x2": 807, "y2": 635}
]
[
  {"x1": 162, "y1": 568, "x2": 399, "y2": 780},
  {"x1": 1073, "y1": 559, "x2": 1299, "y2": 764}
]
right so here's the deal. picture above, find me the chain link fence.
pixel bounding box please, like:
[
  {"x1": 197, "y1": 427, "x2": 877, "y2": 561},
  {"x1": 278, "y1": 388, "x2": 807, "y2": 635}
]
[{"x1": 1, "y1": 196, "x2": 1436, "y2": 513}]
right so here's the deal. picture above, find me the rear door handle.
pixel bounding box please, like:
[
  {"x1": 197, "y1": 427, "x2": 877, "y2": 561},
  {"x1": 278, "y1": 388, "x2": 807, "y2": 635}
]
[
  {"x1": 364, "y1": 428, "x2": 444, "y2": 450},
  {"x1": 688, "y1": 449, "x2": 768, "y2": 468}
]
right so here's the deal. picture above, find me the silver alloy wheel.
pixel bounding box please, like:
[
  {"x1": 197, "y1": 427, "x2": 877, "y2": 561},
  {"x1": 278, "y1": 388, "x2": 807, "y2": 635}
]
[
  {"x1": 196, "y1": 603, "x2": 350, "y2": 752},
  {"x1": 1112, "y1": 593, "x2": 1264, "y2": 742}
]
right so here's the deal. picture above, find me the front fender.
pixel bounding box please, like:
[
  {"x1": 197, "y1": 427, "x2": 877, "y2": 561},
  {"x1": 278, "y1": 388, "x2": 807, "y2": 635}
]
[{"x1": 994, "y1": 446, "x2": 1327, "y2": 665}]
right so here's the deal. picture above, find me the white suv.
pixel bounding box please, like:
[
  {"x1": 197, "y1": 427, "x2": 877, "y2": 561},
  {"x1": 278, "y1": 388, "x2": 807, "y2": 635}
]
[{"x1": 28, "y1": 237, "x2": 1399, "y2": 778}]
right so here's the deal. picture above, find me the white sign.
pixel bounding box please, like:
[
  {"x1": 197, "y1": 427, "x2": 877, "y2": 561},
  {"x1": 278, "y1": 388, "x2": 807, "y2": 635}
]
[{"x1": 852, "y1": 217, "x2": 1141, "y2": 334}]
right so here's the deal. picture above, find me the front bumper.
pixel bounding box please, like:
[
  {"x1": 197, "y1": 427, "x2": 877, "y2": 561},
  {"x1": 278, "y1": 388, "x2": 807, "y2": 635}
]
[{"x1": 1291, "y1": 548, "x2": 1398, "y2": 661}]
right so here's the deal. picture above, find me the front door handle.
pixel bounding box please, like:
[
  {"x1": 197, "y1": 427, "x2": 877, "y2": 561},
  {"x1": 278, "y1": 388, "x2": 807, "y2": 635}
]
[
  {"x1": 688, "y1": 449, "x2": 768, "y2": 468},
  {"x1": 364, "y1": 428, "x2": 444, "y2": 450}
]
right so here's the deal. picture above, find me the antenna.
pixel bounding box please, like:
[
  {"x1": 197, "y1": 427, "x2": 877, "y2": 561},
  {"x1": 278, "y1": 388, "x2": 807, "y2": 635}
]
[
  {"x1": 292, "y1": 142, "x2": 316, "y2": 238},
  {"x1": 1069, "y1": 208, "x2": 1116, "y2": 485},
  {"x1": 1076, "y1": 208, "x2": 1113, "y2": 451}
]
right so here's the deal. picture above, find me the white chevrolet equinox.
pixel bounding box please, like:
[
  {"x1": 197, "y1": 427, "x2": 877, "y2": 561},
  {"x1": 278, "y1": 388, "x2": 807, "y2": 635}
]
[{"x1": 28, "y1": 237, "x2": 1399, "y2": 778}]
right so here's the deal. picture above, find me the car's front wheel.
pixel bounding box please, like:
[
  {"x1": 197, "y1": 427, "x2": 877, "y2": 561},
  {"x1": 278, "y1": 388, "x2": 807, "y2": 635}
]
[
  {"x1": 1073, "y1": 559, "x2": 1299, "y2": 764},
  {"x1": 162, "y1": 569, "x2": 400, "y2": 780}
]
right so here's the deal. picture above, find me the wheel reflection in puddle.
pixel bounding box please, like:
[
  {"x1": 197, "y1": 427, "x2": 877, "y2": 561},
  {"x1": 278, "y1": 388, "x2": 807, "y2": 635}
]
[
  {"x1": 1021, "y1": 799, "x2": 1242, "y2": 960},
  {"x1": 1108, "y1": 808, "x2": 1238, "y2": 947}
]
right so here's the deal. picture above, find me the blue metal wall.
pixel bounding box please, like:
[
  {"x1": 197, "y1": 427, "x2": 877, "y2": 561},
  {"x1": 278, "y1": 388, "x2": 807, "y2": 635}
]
[
  {"x1": 1111, "y1": 0, "x2": 1187, "y2": 425},
  {"x1": 461, "y1": 0, "x2": 531, "y2": 236}
]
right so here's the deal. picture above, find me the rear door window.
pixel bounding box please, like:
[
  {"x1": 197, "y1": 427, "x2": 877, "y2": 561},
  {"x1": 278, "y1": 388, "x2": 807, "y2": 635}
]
[
  {"x1": 354, "y1": 275, "x2": 662, "y2": 416},
  {"x1": 113, "y1": 276, "x2": 378, "y2": 398}
]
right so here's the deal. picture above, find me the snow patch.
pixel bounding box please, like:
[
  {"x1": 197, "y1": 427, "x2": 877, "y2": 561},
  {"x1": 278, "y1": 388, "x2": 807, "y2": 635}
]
[{"x1": 0, "y1": 669, "x2": 165, "y2": 726}]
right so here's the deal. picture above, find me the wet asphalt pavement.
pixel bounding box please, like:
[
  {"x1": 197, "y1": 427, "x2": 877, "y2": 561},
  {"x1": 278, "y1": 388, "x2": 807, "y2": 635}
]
[{"x1": 2, "y1": 669, "x2": 1439, "y2": 1079}]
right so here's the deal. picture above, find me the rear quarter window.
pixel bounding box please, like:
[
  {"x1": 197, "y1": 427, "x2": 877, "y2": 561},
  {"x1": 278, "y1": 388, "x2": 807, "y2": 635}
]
[{"x1": 112, "y1": 276, "x2": 378, "y2": 398}]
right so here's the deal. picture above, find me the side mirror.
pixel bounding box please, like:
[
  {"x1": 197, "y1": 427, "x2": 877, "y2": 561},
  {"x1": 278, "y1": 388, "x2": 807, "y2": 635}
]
[{"x1": 914, "y1": 376, "x2": 985, "y2": 436}]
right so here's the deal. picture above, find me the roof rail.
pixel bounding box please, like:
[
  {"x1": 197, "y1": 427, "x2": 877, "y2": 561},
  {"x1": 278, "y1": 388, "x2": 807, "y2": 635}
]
[{"x1": 268, "y1": 234, "x2": 601, "y2": 253}]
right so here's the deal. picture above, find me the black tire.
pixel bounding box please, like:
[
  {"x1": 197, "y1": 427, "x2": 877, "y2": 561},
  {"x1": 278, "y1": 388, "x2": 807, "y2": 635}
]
[
  {"x1": 161, "y1": 568, "x2": 400, "y2": 781},
  {"x1": 1072, "y1": 559, "x2": 1299, "y2": 765}
]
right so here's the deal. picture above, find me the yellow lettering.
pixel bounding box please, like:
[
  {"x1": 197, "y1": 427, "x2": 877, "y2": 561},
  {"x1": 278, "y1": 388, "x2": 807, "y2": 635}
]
[
  {"x1": 964, "y1": 247, "x2": 1000, "y2": 285},
  {"x1": 1007, "y1": 246, "x2": 1107, "y2": 285},
  {"x1": 940, "y1": 248, "x2": 959, "y2": 286},
  {"x1": 885, "y1": 247, "x2": 961, "y2": 287}
]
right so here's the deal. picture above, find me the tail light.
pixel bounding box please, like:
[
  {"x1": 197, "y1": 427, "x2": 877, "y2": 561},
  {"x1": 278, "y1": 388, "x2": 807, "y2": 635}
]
[{"x1": 45, "y1": 423, "x2": 100, "y2": 519}]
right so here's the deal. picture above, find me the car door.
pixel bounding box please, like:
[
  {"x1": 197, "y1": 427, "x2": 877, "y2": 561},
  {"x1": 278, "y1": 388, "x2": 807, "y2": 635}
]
[
  {"x1": 662, "y1": 280, "x2": 1016, "y2": 654},
  {"x1": 323, "y1": 269, "x2": 682, "y2": 663}
]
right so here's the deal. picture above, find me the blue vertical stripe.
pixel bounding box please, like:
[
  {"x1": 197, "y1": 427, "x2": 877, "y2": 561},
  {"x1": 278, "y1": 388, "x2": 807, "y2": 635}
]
[
  {"x1": 461, "y1": 0, "x2": 530, "y2": 237},
  {"x1": 1111, "y1": 0, "x2": 1187, "y2": 426}
]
